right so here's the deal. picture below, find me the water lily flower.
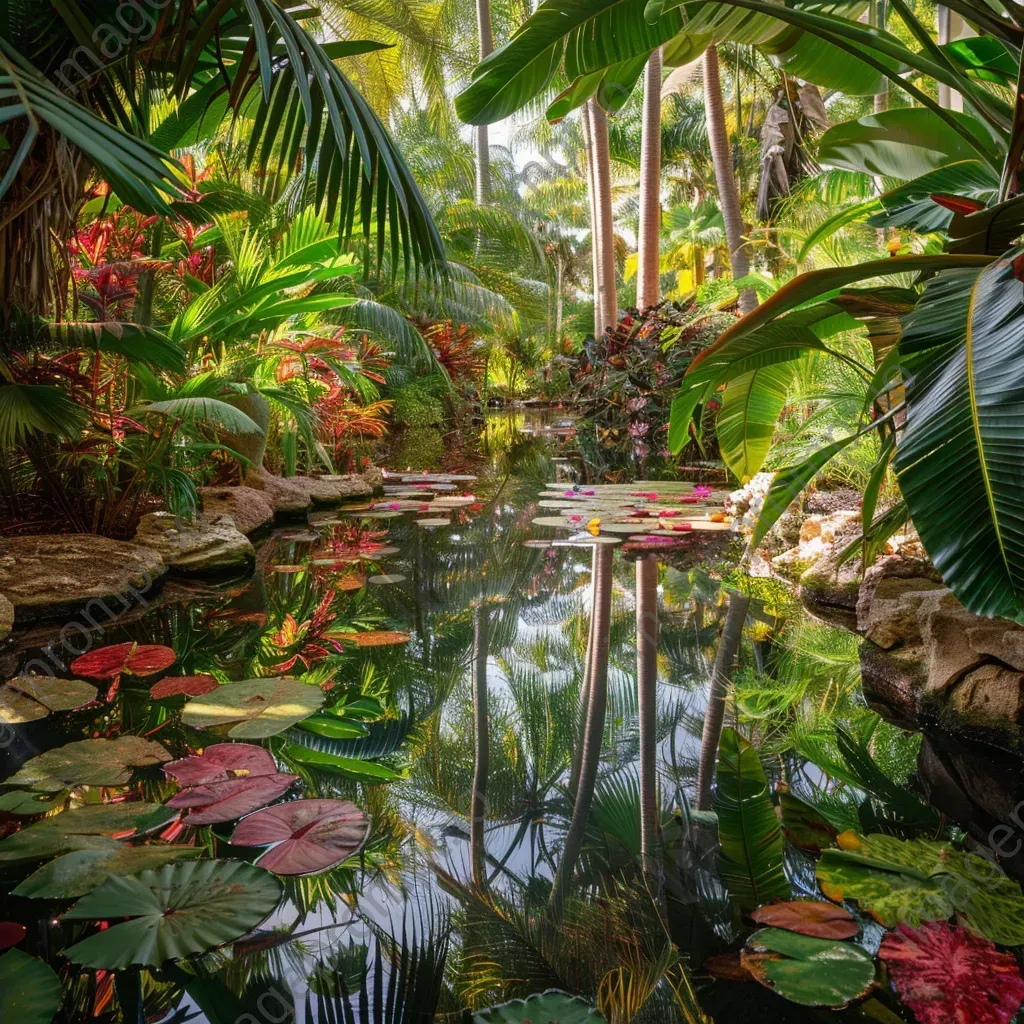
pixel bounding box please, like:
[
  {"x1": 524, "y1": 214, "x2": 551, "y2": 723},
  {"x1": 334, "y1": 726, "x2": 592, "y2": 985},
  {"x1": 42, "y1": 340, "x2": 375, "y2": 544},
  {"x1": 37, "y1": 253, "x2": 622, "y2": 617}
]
[{"x1": 586, "y1": 518, "x2": 601, "y2": 536}]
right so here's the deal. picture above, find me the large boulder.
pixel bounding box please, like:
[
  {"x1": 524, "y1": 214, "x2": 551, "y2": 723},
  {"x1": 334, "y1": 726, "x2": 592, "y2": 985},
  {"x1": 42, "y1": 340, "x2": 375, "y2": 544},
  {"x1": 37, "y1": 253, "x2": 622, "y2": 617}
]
[
  {"x1": 0, "y1": 594, "x2": 13, "y2": 640},
  {"x1": 0, "y1": 535, "x2": 166, "y2": 617},
  {"x1": 198, "y1": 486, "x2": 274, "y2": 535},
  {"x1": 304, "y1": 474, "x2": 373, "y2": 505},
  {"x1": 245, "y1": 472, "x2": 313, "y2": 515},
  {"x1": 133, "y1": 513, "x2": 254, "y2": 573}
]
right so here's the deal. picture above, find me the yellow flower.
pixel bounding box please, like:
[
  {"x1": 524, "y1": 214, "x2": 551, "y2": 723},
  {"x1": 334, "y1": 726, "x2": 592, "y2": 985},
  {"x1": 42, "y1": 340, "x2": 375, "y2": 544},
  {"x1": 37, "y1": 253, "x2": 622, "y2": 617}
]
[{"x1": 586, "y1": 517, "x2": 601, "y2": 536}]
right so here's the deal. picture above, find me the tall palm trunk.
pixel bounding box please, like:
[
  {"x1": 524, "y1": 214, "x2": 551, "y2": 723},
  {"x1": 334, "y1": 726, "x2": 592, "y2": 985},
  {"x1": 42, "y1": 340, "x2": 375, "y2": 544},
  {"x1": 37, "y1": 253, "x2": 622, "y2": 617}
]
[
  {"x1": 703, "y1": 45, "x2": 756, "y2": 315},
  {"x1": 475, "y1": 0, "x2": 495, "y2": 204},
  {"x1": 636, "y1": 48, "x2": 663, "y2": 312},
  {"x1": 568, "y1": 546, "x2": 599, "y2": 799},
  {"x1": 590, "y1": 101, "x2": 618, "y2": 332},
  {"x1": 582, "y1": 101, "x2": 602, "y2": 337},
  {"x1": 694, "y1": 592, "x2": 750, "y2": 811},
  {"x1": 470, "y1": 603, "x2": 490, "y2": 888},
  {"x1": 549, "y1": 542, "x2": 614, "y2": 919},
  {"x1": 636, "y1": 555, "x2": 660, "y2": 881}
]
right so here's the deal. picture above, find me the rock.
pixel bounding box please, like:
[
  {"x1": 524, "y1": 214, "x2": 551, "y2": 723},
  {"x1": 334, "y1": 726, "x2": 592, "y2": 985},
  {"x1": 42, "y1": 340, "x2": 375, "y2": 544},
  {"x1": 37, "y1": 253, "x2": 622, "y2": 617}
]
[
  {"x1": 947, "y1": 663, "x2": 1024, "y2": 738},
  {"x1": 304, "y1": 474, "x2": 373, "y2": 505},
  {"x1": 859, "y1": 577, "x2": 946, "y2": 649},
  {"x1": 856, "y1": 555, "x2": 944, "y2": 631},
  {"x1": 0, "y1": 535, "x2": 166, "y2": 615},
  {"x1": 0, "y1": 594, "x2": 12, "y2": 640},
  {"x1": 967, "y1": 624, "x2": 1024, "y2": 673},
  {"x1": 245, "y1": 472, "x2": 313, "y2": 515},
  {"x1": 198, "y1": 486, "x2": 274, "y2": 535},
  {"x1": 858, "y1": 640, "x2": 928, "y2": 729},
  {"x1": 920, "y1": 592, "x2": 992, "y2": 696},
  {"x1": 361, "y1": 466, "x2": 384, "y2": 492},
  {"x1": 797, "y1": 552, "x2": 862, "y2": 626},
  {"x1": 133, "y1": 513, "x2": 255, "y2": 573}
]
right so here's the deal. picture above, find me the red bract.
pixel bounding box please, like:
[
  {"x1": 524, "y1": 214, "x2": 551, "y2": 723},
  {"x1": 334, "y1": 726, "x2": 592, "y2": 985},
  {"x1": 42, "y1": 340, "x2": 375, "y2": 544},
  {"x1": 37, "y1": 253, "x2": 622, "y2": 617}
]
[
  {"x1": 230, "y1": 798, "x2": 369, "y2": 876},
  {"x1": 164, "y1": 744, "x2": 297, "y2": 825},
  {"x1": 880, "y1": 922, "x2": 1024, "y2": 1024},
  {"x1": 150, "y1": 675, "x2": 219, "y2": 700},
  {"x1": 71, "y1": 643, "x2": 177, "y2": 680}
]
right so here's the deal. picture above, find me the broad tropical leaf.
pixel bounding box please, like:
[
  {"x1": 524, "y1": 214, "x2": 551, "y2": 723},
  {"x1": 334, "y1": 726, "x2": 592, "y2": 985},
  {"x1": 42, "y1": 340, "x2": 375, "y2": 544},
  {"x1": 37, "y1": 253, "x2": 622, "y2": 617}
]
[
  {"x1": 63, "y1": 860, "x2": 282, "y2": 967},
  {"x1": 749, "y1": 901, "x2": 858, "y2": 940},
  {"x1": 0, "y1": 384, "x2": 87, "y2": 447},
  {"x1": 893, "y1": 256, "x2": 1024, "y2": 620},
  {"x1": 473, "y1": 991, "x2": 605, "y2": 1022},
  {"x1": 717, "y1": 365, "x2": 796, "y2": 480},
  {"x1": 5, "y1": 736, "x2": 171, "y2": 792},
  {"x1": 71, "y1": 643, "x2": 176, "y2": 680},
  {"x1": 714, "y1": 728, "x2": 789, "y2": 911},
  {"x1": 0, "y1": 675, "x2": 96, "y2": 725}
]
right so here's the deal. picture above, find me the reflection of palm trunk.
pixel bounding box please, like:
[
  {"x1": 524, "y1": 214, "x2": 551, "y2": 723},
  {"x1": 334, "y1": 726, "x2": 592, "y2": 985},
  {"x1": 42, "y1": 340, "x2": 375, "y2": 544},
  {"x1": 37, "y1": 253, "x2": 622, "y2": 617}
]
[
  {"x1": 549, "y1": 543, "x2": 613, "y2": 919},
  {"x1": 636, "y1": 555, "x2": 660, "y2": 881},
  {"x1": 590, "y1": 102, "x2": 617, "y2": 332},
  {"x1": 568, "y1": 546, "x2": 599, "y2": 799},
  {"x1": 703, "y1": 45, "x2": 755, "y2": 315},
  {"x1": 470, "y1": 604, "x2": 490, "y2": 888},
  {"x1": 636, "y1": 48, "x2": 663, "y2": 311},
  {"x1": 582, "y1": 101, "x2": 602, "y2": 338},
  {"x1": 694, "y1": 592, "x2": 750, "y2": 811}
]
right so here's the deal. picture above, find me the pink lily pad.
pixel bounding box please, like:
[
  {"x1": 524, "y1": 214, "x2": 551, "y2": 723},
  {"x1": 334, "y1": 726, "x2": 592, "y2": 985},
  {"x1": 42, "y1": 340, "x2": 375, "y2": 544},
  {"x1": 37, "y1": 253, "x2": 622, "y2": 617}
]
[
  {"x1": 164, "y1": 744, "x2": 297, "y2": 825},
  {"x1": 0, "y1": 921, "x2": 26, "y2": 951},
  {"x1": 230, "y1": 798, "x2": 369, "y2": 876},
  {"x1": 71, "y1": 642, "x2": 176, "y2": 680},
  {"x1": 150, "y1": 675, "x2": 219, "y2": 700}
]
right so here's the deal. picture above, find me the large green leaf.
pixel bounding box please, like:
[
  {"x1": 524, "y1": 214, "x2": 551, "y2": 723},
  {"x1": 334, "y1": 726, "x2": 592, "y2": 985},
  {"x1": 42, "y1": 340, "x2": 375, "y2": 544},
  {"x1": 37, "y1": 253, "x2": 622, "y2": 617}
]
[
  {"x1": 134, "y1": 397, "x2": 264, "y2": 435},
  {"x1": 13, "y1": 846, "x2": 203, "y2": 900},
  {"x1": 817, "y1": 832, "x2": 1024, "y2": 945},
  {"x1": 893, "y1": 256, "x2": 1024, "y2": 620},
  {"x1": 473, "y1": 991, "x2": 605, "y2": 1022},
  {"x1": 44, "y1": 323, "x2": 185, "y2": 373},
  {"x1": 0, "y1": 803, "x2": 174, "y2": 864},
  {"x1": 945, "y1": 193, "x2": 1024, "y2": 255},
  {"x1": 717, "y1": 364, "x2": 796, "y2": 480},
  {"x1": 63, "y1": 860, "x2": 282, "y2": 967},
  {"x1": 455, "y1": 0, "x2": 682, "y2": 124},
  {"x1": 5, "y1": 737, "x2": 171, "y2": 792},
  {"x1": 714, "y1": 728, "x2": 789, "y2": 911},
  {"x1": 741, "y1": 928, "x2": 875, "y2": 1008},
  {"x1": 181, "y1": 678, "x2": 325, "y2": 738},
  {"x1": 818, "y1": 107, "x2": 1001, "y2": 180},
  {"x1": 0, "y1": 948, "x2": 62, "y2": 1024},
  {"x1": 0, "y1": 384, "x2": 87, "y2": 448}
]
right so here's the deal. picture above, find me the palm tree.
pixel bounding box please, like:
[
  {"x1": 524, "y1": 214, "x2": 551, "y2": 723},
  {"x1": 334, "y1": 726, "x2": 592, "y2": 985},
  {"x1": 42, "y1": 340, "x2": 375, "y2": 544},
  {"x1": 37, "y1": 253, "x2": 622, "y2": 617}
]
[
  {"x1": 475, "y1": 0, "x2": 496, "y2": 205},
  {"x1": 702, "y1": 45, "x2": 756, "y2": 314},
  {"x1": 636, "y1": 49, "x2": 664, "y2": 311},
  {"x1": 589, "y1": 103, "x2": 618, "y2": 333},
  {"x1": 581, "y1": 101, "x2": 603, "y2": 338}
]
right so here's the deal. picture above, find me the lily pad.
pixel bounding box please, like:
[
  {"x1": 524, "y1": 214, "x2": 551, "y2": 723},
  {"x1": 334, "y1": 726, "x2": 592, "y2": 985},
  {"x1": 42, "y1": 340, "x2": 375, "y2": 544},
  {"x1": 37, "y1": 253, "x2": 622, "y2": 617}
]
[
  {"x1": 741, "y1": 928, "x2": 875, "y2": 1008},
  {"x1": 0, "y1": 922, "x2": 25, "y2": 950},
  {"x1": 416, "y1": 518, "x2": 450, "y2": 527},
  {"x1": 0, "y1": 791, "x2": 67, "y2": 815},
  {"x1": 0, "y1": 948, "x2": 62, "y2": 1024},
  {"x1": 70, "y1": 643, "x2": 176, "y2": 679},
  {"x1": 0, "y1": 675, "x2": 97, "y2": 724},
  {"x1": 4, "y1": 736, "x2": 171, "y2": 791},
  {"x1": 180, "y1": 678, "x2": 324, "y2": 739},
  {"x1": 0, "y1": 802, "x2": 174, "y2": 864},
  {"x1": 817, "y1": 831, "x2": 1024, "y2": 945},
  {"x1": 164, "y1": 744, "x2": 298, "y2": 825},
  {"x1": 368, "y1": 574, "x2": 406, "y2": 585},
  {"x1": 13, "y1": 845, "x2": 203, "y2": 899},
  {"x1": 230, "y1": 798, "x2": 370, "y2": 875},
  {"x1": 879, "y1": 921, "x2": 1024, "y2": 1024},
  {"x1": 150, "y1": 675, "x2": 219, "y2": 700},
  {"x1": 473, "y1": 990, "x2": 605, "y2": 1022},
  {"x1": 749, "y1": 900, "x2": 859, "y2": 939},
  {"x1": 63, "y1": 859, "x2": 282, "y2": 968}
]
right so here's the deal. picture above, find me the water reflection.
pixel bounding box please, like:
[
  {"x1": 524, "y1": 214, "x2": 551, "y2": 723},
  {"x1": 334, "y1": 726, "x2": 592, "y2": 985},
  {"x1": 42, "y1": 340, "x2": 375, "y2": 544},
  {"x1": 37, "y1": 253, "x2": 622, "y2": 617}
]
[{"x1": 0, "y1": 413, "x2": 958, "y2": 1022}]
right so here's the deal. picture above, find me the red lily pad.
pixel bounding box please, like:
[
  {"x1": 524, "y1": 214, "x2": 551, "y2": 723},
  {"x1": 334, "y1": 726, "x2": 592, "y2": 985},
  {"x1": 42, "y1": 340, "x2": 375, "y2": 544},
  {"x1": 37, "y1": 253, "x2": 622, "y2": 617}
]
[
  {"x1": 150, "y1": 675, "x2": 219, "y2": 700},
  {"x1": 164, "y1": 744, "x2": 298, "y2": 825},
  {"x1": 0, "y1": 921, "x2": 26, "y2": 951},
  {"x1": 71, "y1": 642, "x2": 176, "y2": 680},
  {"x1": 230, "y1": 798, "x2": 369, "y2": 876},
  {"x1": 880, "y1": 921, "x2": 1024, "y2": 1024},
  {"x1": 749, "y1": 900, "x2": 859, "y2": 940}
]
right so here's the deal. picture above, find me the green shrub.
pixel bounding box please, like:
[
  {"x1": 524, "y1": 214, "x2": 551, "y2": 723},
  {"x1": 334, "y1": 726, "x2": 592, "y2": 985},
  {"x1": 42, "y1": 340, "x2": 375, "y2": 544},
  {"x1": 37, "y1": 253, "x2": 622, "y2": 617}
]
[
  {"x1": 391, "y1": 375, "x2": 449, "y2": 428},
  {"x1": 391, "y1": 427, "x2": 445, "y2": 470}
]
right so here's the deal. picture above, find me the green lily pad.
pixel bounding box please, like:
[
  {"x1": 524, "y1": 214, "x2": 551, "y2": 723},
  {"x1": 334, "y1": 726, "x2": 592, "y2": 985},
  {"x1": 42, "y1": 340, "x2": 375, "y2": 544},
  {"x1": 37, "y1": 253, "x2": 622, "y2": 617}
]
[
  {"x1": 63, "y1": 859, "x2": 282, "y2": 967},
  {"x1": 0, "y1": 948, "x2": 62, "y2": 1024},
  {"x1": 0, "y1": 675, "x2": 97, "y2": 724},
  {"x1": 180, "y1": 678, "x2": 324, "y2": 738},
  {"x1": 0, "y1": 802, "x2": 175, "y2": 864},
  {"x1": 741, "y1": 928, "x2": 875, "y2": 1008},
  {"x1": 13, "y1": 845, "x2": 204, "y2": 899},
  {"x1": 0, "y1": 791, "x2": 68, "y2": 816},
  {"x1": 817, "y1": 831, "x2": 1024, "y2": 945},
  {"x1": 473, "y1": 990, "x2": 606, "y2": 1022},
  {"x1": 4, "y1": 736, "x2": 171, "y2": 792}
]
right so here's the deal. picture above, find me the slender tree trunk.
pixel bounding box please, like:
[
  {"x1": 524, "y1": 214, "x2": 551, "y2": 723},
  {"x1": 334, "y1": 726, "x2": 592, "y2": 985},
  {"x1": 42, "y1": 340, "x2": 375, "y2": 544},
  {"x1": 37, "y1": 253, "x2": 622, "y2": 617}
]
[
  {"x1": 694, "y1": 593, "x2": 750, "y2": 811},
  {"x1": 554, "y1": 255, "x2": 564, "y2": 346},
  {"x1": 590, "y1": 101, "x2": 618, "y2": 332},
  {"x1": 470, "y1": 603, "x2": 490, "y2": 888},
  {"x1": 582, "y1": 101, "x2": 603, "y2": 337},
  {"x1": 549, "y1": 542, "x2": 614, "y2": 919},
  {"x1": 872, "y1": 0, "x2": 889, "y2": 113},
  {"x1": 475, "y1": 0, "x2": 495, "y2": 204},
  {"x1": 636, "y1": 48, "x2": 663, "y2": 312},
  {"x1": 703, "y1": 45, "x2": 756, "y2": 315},
  {"x1": 636, "y1": 555, "x2": 661, "y2": 882},
  {"x1": 568, "y1": 546, "x2": 599, "y2": 799}
]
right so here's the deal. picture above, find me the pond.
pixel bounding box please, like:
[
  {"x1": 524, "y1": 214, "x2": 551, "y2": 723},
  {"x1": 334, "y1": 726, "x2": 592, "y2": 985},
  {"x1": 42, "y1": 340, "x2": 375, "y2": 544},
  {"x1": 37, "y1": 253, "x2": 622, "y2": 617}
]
[{"x1": 0, "y1": 412, "x2": 1015, "y2": 1023}]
